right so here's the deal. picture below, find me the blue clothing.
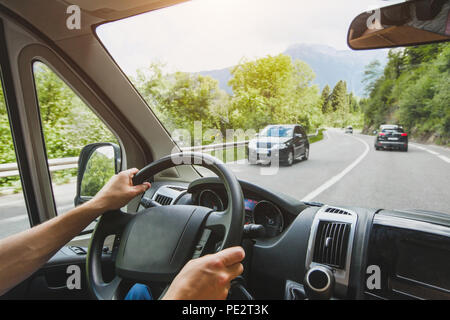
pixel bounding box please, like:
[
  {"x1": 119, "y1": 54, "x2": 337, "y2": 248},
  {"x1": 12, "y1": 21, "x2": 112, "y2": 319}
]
[{"x1": 125, "y1": 284, "x2": 153, "y2": 300}]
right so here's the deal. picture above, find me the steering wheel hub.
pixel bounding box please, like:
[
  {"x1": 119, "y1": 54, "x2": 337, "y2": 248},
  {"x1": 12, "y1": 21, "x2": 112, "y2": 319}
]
[{"x1": 115, "y1": 205, "x2": 213, "y2": 282}]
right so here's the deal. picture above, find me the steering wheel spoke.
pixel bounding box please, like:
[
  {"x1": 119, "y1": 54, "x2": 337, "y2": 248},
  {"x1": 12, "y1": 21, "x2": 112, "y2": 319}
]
[
  {"x1": 94, "y1": 276, "x2": 123, "y2": 300},
  {"x1": 205, "y1": 210, "x2": 229, "y2": 229}
]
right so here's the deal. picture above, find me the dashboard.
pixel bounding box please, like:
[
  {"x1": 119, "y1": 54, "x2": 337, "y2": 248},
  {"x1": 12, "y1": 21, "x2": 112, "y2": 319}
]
[
  {"x1": 197, "y1": 189, "x2": 285, "y2": 237},
  {"x1": 137, "y1": 177, "x2": 450, "y2": 300},
  {"x1": 138, "y1": 177, "x2": 305, "y2": 240}
]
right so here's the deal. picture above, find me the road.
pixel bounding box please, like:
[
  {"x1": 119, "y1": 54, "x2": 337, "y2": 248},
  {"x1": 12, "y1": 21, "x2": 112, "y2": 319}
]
[
  {"x1": 0, "y1": 183, "x2": 76, "y2": 238},
  {"x1": 0, "y1": 128, "x2": 449, "y2": 239},
  {"x1": 225, "y1": 129, "x2": 450, "y2": 212}
]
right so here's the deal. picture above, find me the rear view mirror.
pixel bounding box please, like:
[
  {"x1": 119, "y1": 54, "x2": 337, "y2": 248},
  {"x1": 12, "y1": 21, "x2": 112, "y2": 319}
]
[
  {"x1": 75, "y1": 143, "x2": 121, "y2": 206},
  {"x1": 348, "y1": 0, "x2": 450, "y2": 50}
]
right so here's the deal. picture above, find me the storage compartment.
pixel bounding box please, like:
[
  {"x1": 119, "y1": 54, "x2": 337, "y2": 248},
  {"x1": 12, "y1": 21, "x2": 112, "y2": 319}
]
[{"x1": 365, "y1": 224, "x2": 450, "y2": 300}]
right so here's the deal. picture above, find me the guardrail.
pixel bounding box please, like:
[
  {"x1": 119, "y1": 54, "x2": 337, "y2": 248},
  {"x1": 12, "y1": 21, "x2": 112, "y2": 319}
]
[
  {"x1": 180, "y1": 128, "x2": 319, "y2": 152},
  {"x1": 0, "y1": 157, "x2": 79, "y2": 178},
  {"x1": 0, "y1": 129, "x2": 321, "y2": 178}
]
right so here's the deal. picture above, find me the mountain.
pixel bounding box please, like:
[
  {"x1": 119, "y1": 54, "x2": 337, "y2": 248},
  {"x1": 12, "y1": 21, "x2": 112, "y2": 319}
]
[
  {"x1": 284, "y1": 44, "x2": 388, "y2": 96},
  {"x1": 198, "y1": 68, "x2": 234, "y2": 95},
  {"x1": 199, "y1": 43, "x2": 388, "y2": 97}
]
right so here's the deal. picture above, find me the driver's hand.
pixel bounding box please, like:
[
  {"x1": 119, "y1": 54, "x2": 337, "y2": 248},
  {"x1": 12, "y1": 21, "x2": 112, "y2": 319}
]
[
  {"x1": 91, "y1": 168, "x2": 151, "y2": 211},
  {"x1": 162, "y1": 246, "x2": 245, "y2": 300}
]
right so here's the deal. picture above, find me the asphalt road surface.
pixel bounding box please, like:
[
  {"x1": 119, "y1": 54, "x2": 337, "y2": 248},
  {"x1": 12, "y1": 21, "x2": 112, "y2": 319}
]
[
  {"x1": 0, "y1": 183, "x2": 76, "y2": 239},
  {"x1": 225, "y1": 129, "x2": 450, "y2": 214},
  {"x1": 0, "y1": 128, "x2": 449, "y2": 239},
  {"x1": 225, "y1": 128, "x2": 450, "y2": 213}
]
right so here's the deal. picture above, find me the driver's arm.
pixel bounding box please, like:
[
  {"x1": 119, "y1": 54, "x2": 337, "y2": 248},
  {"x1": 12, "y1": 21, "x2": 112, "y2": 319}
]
[{"x1": 0, "y1": 168, "x2": 150, "y2": 296}]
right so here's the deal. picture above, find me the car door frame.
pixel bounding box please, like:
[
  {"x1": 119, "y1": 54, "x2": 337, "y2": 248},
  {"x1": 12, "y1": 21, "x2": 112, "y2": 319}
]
[
  {"x1": 0, "y1": 11, "x2": 152, "y2": 299},
  {"x1": 0, "y1": 6, "x2": 156, "y2": 225},
  {"x1": 0, "y1": 18, "x2": 41, "y2": 226}
]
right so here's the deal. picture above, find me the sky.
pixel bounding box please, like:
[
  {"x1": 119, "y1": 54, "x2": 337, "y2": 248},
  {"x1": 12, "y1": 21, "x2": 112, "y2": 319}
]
[{"x1": 97, "y1": 0, "x2": 403, "y2": 75}]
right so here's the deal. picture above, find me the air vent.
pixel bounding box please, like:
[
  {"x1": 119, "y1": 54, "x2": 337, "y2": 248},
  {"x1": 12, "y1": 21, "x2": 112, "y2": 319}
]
[
  {"x1": 312, "y1": 221, "x2": 351, "y2": 269},
  {"x1": 154, "y1": 194, "x2": 173, "y2": 205},
  {"x1": 325, "y1": 207, "x2": 352, "y2": 215}
]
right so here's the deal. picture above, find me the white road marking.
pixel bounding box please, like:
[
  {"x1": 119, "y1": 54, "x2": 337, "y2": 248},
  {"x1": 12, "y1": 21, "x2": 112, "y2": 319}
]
[
  {"x1": 438, "y1": 155, "x2": 450, "y2": 163},
  {"x1": 410, "y1": 143, "x2": 450, "y2": 164},
  {"x1": 301, "y1": 134, "x2": 370, "y2": 202},
  {"x1": 427, "y1": 150, "x2": 440, "y2": 155}
]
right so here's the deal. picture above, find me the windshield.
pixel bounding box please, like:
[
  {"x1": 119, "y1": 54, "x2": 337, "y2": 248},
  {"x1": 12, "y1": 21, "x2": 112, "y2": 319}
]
[
  {"x1": 97, "y1": 0, "x2": 450, "y2": 214},
  {"x1": 260, "y1": 126, "x2": 293, "y2": 138}
]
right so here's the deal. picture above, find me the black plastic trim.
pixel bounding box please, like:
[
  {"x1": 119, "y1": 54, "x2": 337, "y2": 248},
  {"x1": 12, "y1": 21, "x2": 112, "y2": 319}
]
[{"x1": 0, "y1": 19, "x2": 39, "y2": 226}]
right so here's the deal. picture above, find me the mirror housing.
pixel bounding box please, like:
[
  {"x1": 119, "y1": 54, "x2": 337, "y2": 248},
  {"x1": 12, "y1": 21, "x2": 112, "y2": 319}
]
[
  {"x1": 348, "y1": 0, "x2": 450, "y2": 50},
  {"x1": 74, "y1": 143, "x2": 121, "y2": 206}
]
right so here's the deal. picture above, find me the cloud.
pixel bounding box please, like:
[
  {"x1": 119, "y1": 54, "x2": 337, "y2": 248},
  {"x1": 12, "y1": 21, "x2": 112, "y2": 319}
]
[{"x1": 97, "y1": 0, "x2": 403, "y2": 74}]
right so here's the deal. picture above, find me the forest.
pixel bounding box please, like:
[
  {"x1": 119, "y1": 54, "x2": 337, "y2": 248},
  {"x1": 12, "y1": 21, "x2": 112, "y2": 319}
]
[
  {"x1": 131, "y1": 53, "x2": 360, "y2": 143},
  {"x1": 360, "y1": 43, "x2": 449, "y2": 145}
]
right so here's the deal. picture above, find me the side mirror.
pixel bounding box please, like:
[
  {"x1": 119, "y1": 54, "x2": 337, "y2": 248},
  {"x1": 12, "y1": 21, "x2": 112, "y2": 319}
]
[
  {"x1": 373, "y1": 130, "x2": 378, "y2": 135},
  {"x1": 74, "y1": 143, "x2": 121, "y2": 206},
  {"x1": 348, "y1": 0, "x2": 450, "y2": 50}
]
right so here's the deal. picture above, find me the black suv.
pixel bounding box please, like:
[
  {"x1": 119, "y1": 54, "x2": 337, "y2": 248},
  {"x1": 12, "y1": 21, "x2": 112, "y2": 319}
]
[
  {"x1": 248, "y1": 124, "x2": 310, "y2": 166},
  {"x1": 374, "y1": 124, "x2": 408, "y2": 152}
]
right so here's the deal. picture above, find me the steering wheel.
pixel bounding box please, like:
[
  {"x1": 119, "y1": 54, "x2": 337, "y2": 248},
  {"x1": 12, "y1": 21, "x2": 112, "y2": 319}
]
[{"x1": 86, "y1": 152, "x2": 245, "y2": 300}]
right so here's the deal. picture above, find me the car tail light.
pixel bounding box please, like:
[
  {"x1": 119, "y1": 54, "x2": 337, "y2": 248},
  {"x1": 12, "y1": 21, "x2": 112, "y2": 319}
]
[
  {"x1": 379, "y1": 132, "x2": 386, "y2": 136},
  {"x1": 401, "y1": 133, "x2": 408, "y2": 136}
]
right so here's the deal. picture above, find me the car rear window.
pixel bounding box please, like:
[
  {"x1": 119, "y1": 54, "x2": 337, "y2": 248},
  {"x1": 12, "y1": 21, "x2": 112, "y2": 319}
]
[{"x1": 382, "y1": 128, "x2": 404, "y2": 133}]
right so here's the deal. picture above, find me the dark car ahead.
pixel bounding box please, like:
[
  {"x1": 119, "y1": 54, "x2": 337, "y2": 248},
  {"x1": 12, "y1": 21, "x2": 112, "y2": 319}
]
[
  {"x1": 248, "y1": 124, "x2": 309, "y2": 166},
  {"x1": 374, "y1": 124, "x2": 408, "y2": 152},
  {"x1": 345, "y1": 126, "x2": 353, "y2": 134}
]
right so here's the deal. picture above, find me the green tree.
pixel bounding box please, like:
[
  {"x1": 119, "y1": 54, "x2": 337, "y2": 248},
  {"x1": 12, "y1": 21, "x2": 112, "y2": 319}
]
[
  {"x1": 34, "y1": 63, "x2": 117, "y2": 159},
  {"x1": 0, "y1": 83, "x2": 15, "y2": 164},
  {"x1": 362, "y1": 60, "x2": 383, "y2": 96},
  {"x1": 348, "y1": 92, "x2": 359, "y2": 113},
  {"x1": 80, "y1": 151, "x2": 115, "y2": 197},
  {"x1": 361, "y1": 43, "x2": 450, "y2": 145},
  {"x1": 228, "y1": 54, "x2": 322, "y2": 131},
  {"x1": 132, "y1": 63, "x2": 230, "y2": 143},
  {"x1": 0, "y1": 78, "x2": 21, "y2": 190},
  {"x1": 330, "y1": 80, "x2": 348, "y2": 113},
  {"x1": 321, "y1": 85, "x2": 332, "y2": 113}
]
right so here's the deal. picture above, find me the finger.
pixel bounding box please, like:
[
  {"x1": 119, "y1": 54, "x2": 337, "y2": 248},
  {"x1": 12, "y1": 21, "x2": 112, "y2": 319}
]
[
  {"x1": 131, "y1": 183, "x2": 150, "y2": 195},
  {"x1": 215, "y1": 246, "x2": 245, "y2": 267},
  {"x1": 226, "y1": 262, "x2": 244, "y2": 280},
  {"x1": 119, "y1": 168, "x2": 138, "y2": 178},
  {"x1": 126, "y1": 168, "x2": 139, "y2": 176}
]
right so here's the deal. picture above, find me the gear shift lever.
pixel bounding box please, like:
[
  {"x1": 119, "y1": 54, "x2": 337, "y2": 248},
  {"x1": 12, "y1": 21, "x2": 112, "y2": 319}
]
[{"x1": 303, "y1": 266, "x2": 335, "y2": 300}]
